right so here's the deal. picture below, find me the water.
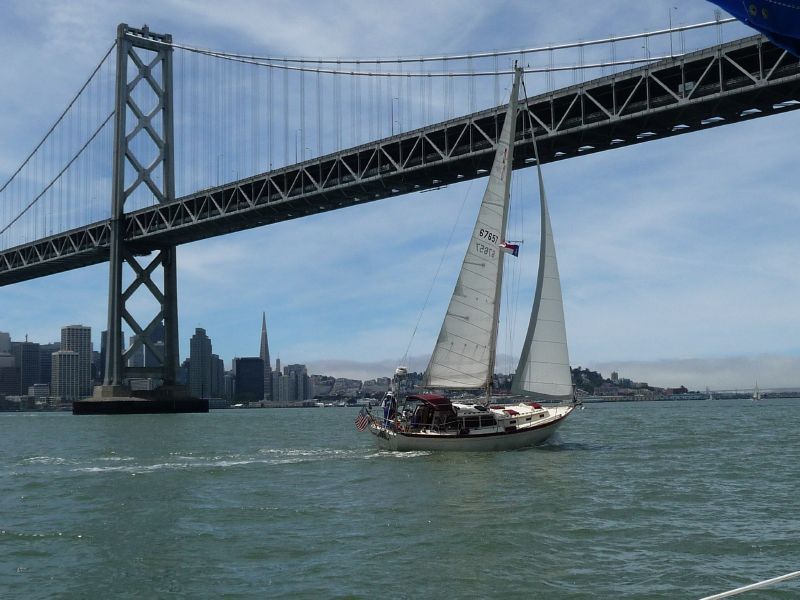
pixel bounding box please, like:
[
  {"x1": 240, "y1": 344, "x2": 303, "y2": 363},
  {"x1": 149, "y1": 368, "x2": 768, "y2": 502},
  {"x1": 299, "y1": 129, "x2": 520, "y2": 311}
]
[{"x1": 1, "y1": 399, "x2": 798, "y2": 599}]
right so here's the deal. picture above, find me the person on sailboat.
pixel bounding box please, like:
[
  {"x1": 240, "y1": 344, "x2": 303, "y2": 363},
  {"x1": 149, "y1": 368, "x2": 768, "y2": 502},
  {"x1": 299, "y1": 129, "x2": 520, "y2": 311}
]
[{"x1": 382, "y1": 391, "x2": 397, "y2": 427}]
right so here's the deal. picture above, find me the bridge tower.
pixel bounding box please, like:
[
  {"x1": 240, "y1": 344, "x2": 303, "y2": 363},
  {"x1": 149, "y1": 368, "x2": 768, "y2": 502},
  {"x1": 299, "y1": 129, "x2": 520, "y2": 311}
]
[{"x1": 86, "y1": 24, "x2": 199, "y2": 412}]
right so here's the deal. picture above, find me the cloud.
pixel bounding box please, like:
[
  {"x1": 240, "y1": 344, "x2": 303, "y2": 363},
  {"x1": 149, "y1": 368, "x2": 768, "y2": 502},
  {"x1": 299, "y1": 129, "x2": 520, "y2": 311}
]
[{"x1": 1, "y1": 1, "x2": 798, "y2": 391}]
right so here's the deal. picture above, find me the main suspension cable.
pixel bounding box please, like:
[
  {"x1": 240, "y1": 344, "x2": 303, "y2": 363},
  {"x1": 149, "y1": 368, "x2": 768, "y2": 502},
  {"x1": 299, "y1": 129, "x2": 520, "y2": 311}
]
[
  {"x1": 0, "y1": 42, "x2": 116, "y2": 196},
  {"x1": 132, "y1": 17, "x2": 735, "y2": 66}
]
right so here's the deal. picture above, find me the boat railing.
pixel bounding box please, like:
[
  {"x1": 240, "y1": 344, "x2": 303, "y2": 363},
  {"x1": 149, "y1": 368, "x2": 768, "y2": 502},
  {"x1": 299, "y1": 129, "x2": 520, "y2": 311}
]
[{"x1": 699, "y1": 570, "x2": 800, "y2": 599}]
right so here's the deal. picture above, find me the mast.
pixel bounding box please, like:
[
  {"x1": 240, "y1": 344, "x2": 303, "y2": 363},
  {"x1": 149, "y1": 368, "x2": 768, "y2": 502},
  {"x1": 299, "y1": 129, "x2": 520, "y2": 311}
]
[{"x1": 486, "y1": 66, "x2": 523, "y2": 401}]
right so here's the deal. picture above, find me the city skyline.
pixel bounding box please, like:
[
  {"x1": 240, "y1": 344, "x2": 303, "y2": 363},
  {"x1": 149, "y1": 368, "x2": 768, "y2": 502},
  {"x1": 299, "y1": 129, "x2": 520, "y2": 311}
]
[
  {"x1": 0, "y1": 317, "x2": 791, "y2": 395},
  {"x1": 1, "y1": 1, "x2": 799, "y2": 390}
]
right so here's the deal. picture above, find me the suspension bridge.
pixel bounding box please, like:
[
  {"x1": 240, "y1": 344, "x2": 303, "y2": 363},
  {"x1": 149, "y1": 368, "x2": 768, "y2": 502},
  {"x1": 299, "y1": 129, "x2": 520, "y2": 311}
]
[{"x1": 1, "y1": 19, "x2": 798, "y2": 410}]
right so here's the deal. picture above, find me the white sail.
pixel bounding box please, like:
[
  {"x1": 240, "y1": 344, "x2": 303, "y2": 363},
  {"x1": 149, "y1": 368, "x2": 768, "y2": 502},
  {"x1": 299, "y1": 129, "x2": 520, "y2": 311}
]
[
  {"x1": 423, "y1": 70, "x2": 522, "y2": 389},
  {"x1": 511, "y1": 155, "x2": 574, "y2": 401}
]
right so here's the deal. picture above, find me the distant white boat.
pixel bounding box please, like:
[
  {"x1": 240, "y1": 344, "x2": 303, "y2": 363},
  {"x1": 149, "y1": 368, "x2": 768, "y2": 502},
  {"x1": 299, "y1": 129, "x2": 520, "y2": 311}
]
[
  {"x1": 753, "y1": 382, "x2": 762, "y2": 401},
  {"x1": 360, "y1": 67, "x2": 576, "y2": 452}
]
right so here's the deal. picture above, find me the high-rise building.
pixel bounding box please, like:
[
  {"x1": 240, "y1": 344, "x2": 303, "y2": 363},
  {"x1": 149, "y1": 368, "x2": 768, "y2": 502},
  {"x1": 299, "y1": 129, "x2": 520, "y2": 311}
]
[
  {"x1": 270, "y1": 357, "x2": 282, "y2": 401},
  {"x1": 91, "y1": 350, "x2": 101, "y2": 384},
  {"x1": 260, "y1": 312, "x2": 272, "y2": 401},
  {"x1": 61, "y1": 325, "x2": 92, "y2": 397},
  {"x1": 223, "y1": 371, "x2": 235, "y2": 401},
  {"x1": 189, "y1": 328, "x2": 212, "y2": 398},
  {"x1": 127, "y1": 334, "x2": 145, "y2": 368},
  {"x1": 11, "y1": 341, "x2": 41, "y2": 396},
  {"x1": 233, "y1": 357, "x2": 264, "y2": 402},
  {"x1": 144, "y1": 323, "x2": 166, "y2": 368},
  {"x1": 127, "y1": 324, "x2": 166, "y2": 369},
  {"x1": 284, "y1": 364, "x2": 310, "y2": 401},
  {"x1": 0, "y1": 353, "x2": 19, "y2": 399},
  {"x1": 51, "y1": 350, "x2": 80, "y2": 403},
  {"x1": 178, "y1": 358, "x2": 190, "y2": 385},
  {"x1": 39, "y1": 343, "x2": 60, "y2": 387},
  {"x1": 210, "y1": 353, "x2": 224, "y2": 398},
  {"x1": 0, "y1": 331, "x2": 11, "y2": 353}
]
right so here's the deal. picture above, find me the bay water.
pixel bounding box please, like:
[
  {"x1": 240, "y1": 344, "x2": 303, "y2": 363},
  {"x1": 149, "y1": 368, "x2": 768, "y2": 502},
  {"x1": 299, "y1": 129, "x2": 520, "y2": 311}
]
[{"x1": 1, "y1": 398, "x2": 798, "y2": 599}]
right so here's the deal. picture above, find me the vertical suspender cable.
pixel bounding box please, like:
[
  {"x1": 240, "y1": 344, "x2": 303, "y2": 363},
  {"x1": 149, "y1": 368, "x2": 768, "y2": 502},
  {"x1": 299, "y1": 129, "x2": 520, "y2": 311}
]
[
  {"x1": 268, "y1": 63, "x2": 273, "y2": 169},
  {"x1": 254, "y1": 57, "x2": 260, "y2": 175},
  {"x1": 300, "y1": 60, "x2": 305, "y2": 161},
  {"x1": 317, "y1": 67, "x2": 322, "y2": 156},
  {"x1": 283, "y1": 59, "x2": 289, "y2": 166}
]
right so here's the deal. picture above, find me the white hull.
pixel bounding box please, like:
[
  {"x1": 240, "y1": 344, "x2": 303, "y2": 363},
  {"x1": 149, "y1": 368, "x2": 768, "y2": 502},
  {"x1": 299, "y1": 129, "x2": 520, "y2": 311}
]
[{"x1": 369, "y1": 405, "x2": 574, "y2": 452}]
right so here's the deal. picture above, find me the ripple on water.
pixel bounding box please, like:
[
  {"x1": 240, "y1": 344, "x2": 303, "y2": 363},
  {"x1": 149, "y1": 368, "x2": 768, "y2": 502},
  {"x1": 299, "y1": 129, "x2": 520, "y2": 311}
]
[{"x1": 1, "y1": 400, "x2": 799, "y2": 599}]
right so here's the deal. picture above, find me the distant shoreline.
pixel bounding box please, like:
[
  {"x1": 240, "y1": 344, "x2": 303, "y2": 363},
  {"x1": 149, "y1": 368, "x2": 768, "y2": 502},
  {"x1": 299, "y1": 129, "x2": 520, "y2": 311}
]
[{"x1": 581, "y1": 394, "x2": 800, "y2": 403}]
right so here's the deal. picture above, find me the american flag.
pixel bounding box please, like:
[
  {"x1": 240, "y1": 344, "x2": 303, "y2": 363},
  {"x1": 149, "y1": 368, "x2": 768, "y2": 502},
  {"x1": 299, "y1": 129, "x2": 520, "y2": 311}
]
[{"x1": 355, "y1": 408, "x2": 370, "y2": 432}]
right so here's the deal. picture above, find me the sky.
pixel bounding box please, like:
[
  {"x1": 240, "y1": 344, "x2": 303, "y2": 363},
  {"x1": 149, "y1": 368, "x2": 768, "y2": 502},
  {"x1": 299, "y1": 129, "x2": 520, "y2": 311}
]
[{"x1": 1, "y1": 0, "x2": 799, "y2": 390}]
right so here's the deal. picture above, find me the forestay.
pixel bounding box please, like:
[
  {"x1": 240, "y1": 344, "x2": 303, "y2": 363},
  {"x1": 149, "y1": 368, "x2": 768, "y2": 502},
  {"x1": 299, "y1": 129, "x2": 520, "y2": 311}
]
[{"x1": 423, "y1": 69, "x2": 522, "y2": 389}]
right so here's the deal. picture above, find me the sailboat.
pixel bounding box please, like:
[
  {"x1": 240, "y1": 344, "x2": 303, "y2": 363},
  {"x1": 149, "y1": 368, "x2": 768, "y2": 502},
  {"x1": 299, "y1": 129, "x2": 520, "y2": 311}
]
[
  {"x1": 362, "y1": 67, "x2": 577, "y2": 451},
  {"x1": 752, "y1": 382, "x2": 762, "y2": 401}
]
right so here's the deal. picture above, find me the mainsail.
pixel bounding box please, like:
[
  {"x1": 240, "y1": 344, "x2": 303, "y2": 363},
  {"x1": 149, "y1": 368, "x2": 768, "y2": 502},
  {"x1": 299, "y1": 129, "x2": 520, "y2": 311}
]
[
  {"x1": 511, "y1": 144, "x2": 573, "y2": 401},
  {"x1": 422, "y1": 69, "x2": 522, "y2": 389}
]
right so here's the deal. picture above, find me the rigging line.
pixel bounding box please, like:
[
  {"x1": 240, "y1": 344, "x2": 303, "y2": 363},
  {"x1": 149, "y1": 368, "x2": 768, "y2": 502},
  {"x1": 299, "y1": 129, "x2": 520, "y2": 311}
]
[
  {"x1": 147, "y1": 48, "x2": 683, "y2": 77},
  {"x1": 400, "y1": 180, "x2": 474, "y2": 368},
  {"x1": 138, "y1": 18, "x2": 736, "y2": 65},
  {"x1": 0, "y1": 111, "x2": 114, "y2": 237},
  {"x1": 0, "y1": 42, "x2": 116, "y2": 196}
]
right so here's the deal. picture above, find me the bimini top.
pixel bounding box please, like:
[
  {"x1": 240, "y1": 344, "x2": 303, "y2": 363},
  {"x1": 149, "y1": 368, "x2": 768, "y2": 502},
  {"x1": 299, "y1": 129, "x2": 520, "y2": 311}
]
[{"x1": 406, "y1": 394, "x2": 452, "y2": 409}]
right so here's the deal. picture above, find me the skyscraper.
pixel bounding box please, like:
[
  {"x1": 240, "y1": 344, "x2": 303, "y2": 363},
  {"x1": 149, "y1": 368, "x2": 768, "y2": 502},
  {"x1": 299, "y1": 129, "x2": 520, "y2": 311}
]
[
  {"x1": 127, "y1": 334, "x2": 145, "y2": 368},
  {"x1": 140, "y1": 322, "x2": 166, "y2": 368},
  {"x1": 260, "y1": 312, "x2": 272, "y2": 401},
  {"x1": 0, "y1": 331, "x2": 10, "y2": 353},
  {"x1": 210, "y1": 353, "x2": 224, "y2": 398},
  {"x1": 284, "y1": 364, "x2": 310, "y2": 401},
  {"x1": 61, "y1": 325, "x2": 92, "y2": 397},
  {"x1": 233, "y1": 357, "x2": 264, "y2": 402},
  {"x1": 11, "y1": 341, "x2": 40, "y2": 396},
  {"x1": 189, "y1": 328, "x2": 212, "y2": 399},
  {"x1": 39, "y1": 342, "x2": 60, "y2": 387},
  {"x1": 0, "y1": 353, "x2": 19, "y2": 399},
  {"x1": 51, "y1": 350, "x2": 80, "y2": 403}
]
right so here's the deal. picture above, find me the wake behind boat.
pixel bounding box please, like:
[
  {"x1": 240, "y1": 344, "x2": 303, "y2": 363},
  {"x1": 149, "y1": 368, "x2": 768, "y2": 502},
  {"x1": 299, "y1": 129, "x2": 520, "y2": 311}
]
[{"x1": 356, "y1": 67, "x2": 577, "y2": 451}]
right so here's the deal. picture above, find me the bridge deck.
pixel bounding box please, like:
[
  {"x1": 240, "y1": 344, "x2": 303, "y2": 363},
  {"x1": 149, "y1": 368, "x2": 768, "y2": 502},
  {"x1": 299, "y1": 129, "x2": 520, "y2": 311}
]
[{"x1": 2, "y1": 35, "x2": 799, "y2": 286}]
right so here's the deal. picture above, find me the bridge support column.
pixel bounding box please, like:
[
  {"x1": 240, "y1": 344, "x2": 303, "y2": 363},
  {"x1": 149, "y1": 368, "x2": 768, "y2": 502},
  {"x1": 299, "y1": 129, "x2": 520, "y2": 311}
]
[{"x1": 77, "y1": 24, "x2": 205, "y2": 414}]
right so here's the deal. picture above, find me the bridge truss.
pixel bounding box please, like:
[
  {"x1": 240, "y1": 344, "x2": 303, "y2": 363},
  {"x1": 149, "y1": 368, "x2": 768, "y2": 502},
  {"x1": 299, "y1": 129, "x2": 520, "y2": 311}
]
[{"x1": 1, "y1": 34, "x2": 799, "y2": 288}]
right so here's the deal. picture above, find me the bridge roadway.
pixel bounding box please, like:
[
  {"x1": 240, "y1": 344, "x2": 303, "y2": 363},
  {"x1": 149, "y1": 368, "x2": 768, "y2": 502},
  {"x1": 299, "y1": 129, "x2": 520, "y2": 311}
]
[{"x1": 2, "y1": 34, "x2": 799, "y2": 286}]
